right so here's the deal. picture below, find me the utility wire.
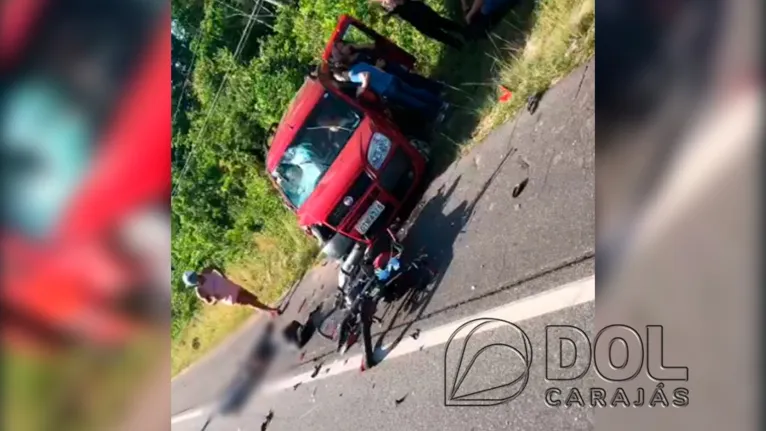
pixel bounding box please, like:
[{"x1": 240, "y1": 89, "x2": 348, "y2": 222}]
[{"x1": 172, "y1": 0, "x2": 264, "y2": 196}]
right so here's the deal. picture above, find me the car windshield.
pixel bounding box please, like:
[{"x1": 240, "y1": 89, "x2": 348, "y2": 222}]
[{"x1": 273, "y1": 92, "x2": 362, "y2": 209}]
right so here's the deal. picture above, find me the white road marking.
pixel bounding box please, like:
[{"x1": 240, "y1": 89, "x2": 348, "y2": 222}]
[
  {"x1": 261, "y1": 275, "x2": 595, "y2": 394},
  {"x1": 170, "y1": 407, "x2": 207, "y2": 425},
  {"x1": 170, "y1": 276, "x2": 595, "y2": 425}
]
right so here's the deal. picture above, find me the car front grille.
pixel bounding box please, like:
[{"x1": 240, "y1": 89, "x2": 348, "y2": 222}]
[
  {"x1": 327, "y1": 173, "x2": 373, "y2": 227},
  {"x1": 379, "y1": 148, "x2": 414, "y2": 201}
]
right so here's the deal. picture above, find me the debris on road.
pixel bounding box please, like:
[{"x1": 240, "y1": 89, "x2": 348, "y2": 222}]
[
  {"x1": 512, "y1": 178, "x2": 529, "y2": 198},
  {"x1": 395, "y1": 394, "x2": 409, "y2": 406},
  {"x1": 471, "y1": 285, "x2": 476, "y2": 290},
  {"x1": 261, "y1": 410, "x2": 274, "y2": 431},
  {"x1": 325, "y1": 367, "x2": 331, "y2": 374},
  {"x1": 514, "y1": 203, "x2": 522, "y2": 210},
  {"x1": 410, "y1": 329, "x2": 421, "y2": 340},
  {"x1": 526, "y1": 91, "x2": 544, "y2": 114},
  {"x1": 311, "y1": 364, "x2": 322, "y2": 378},
  {"x1": 310, "y1": 387, "x2": 318, "y2": 403},
  {"x1": 293, "y1": 382, "x2": 301, "y2": 391}
]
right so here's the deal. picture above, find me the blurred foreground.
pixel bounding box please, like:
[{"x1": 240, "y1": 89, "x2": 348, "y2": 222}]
[
  {"x1": 2, "y1": 1, "x2": 170, "y2": 430},
  {"x1": 596, "y1": 0, "x2": 760, "y2": 430}
]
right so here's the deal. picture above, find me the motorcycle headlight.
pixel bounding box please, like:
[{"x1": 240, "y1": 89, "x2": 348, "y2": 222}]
[{"x1": 367, "y1": 133, "x2": 391, "y2": 170}]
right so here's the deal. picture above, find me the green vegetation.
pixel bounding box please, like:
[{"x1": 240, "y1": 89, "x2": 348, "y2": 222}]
[
  {"x1": 171, "y1": 0, "x2": 594, "y2": 373},
  {"x1": 473, "y1": 0, "x2": 595, "y2": 142}
]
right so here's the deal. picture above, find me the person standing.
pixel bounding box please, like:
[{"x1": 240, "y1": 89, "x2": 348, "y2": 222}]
[
  {"x1": 372, "y1": 0, "x2": 465, "y2": 49},
  {"x1": 182, "y1": 268, "x2": 282, "y2": 317}
]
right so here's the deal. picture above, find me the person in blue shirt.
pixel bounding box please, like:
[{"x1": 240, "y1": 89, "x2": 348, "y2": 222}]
[
  {"x1": 331, "y1": 40, "x2": 445, "y2": 96},
  {"x1": 340, "y1": 62, "x2": 446, "y2": 121}
]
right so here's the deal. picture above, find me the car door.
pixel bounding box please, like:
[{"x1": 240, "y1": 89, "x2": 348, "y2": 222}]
[{"x1": 322, "y1": 14, "x2": 417, "y2": 70}]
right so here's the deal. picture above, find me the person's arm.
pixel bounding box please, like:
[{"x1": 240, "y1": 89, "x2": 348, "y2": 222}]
[
  {"x1": 465, "y1": 0, "x2": 484, "y2": 23},
  {"x1": 195, "y1": 288, "x2": 217, "y2": 305},
  {"x1": 354, "y1": 72, "x2": 371, "y2": 97}
]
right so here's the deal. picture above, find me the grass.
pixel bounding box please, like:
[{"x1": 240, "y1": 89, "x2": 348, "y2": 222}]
[
  {"x1": 420, "y1": 0, "x2": 594, "y2": 171},
  {"x1": 5, "y1": 337, "x2": 158, "y2": 431},
  {"x1": 171, "y1": 222, "x2": 318, "y2": 377},
  {"x1": 467, "y1": 0, "x2": 595, "y2": 146}
]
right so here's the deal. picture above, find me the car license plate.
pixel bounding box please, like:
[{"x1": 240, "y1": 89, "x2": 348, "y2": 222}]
[{"x1": 355, "y1": 200, "x2": 385, "y2": 235}]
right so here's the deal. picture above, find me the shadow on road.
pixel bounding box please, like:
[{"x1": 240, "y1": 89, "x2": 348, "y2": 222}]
[
  {"x1": 371, "y1": 118, "x2": 528, "y2": 360},
  {"x1": 370, "y1": 177, "x2": 464, "y2": 358}
]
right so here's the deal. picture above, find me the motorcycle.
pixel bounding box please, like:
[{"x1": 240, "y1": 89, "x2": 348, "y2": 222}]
[{"x1": 317, "y1": 229, "x2": 429, "y2": 369}]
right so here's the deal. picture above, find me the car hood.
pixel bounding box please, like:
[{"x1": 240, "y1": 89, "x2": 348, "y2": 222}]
[{"x1": 295, "y1": 118, "x2": 373, "y2": 227}]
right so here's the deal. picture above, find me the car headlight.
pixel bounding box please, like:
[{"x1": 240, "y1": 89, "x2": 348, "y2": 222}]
[{"x1": 367, "y1": 133, "x2": 391, "y2": 170}]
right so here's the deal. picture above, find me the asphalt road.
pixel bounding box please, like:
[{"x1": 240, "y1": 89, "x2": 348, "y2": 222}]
[{"x1": 171, "y1": 59, "x2": 595, "y2": 430}]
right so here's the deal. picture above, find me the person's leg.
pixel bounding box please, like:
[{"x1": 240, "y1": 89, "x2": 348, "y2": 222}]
[
  {"x1": 413, "y1": 1, "x2": 465, "y2": 33},
  {"x1": 465, "y1": 13, "x2": 492, "y2": 41},
  {"x1": 389, "y1": 84, "x2": 440, "y2": 121},
  {"x1": 236, "y1": 289, "x2": 281, "y2": 314},
  {"x1": 384, "y1": 82, "x2": 432, "y2": 114},
  {"x1": 406, "y1": 74, "x2": 445, "y2": 96},
  {"x1": 399, "y1": 80, "x2": 443, "y2": 110},
  {"x1": 394, "y1": 3, "x2": 463, "y2": 48},
  {"x1": 385, "y1": 64, "x2": 444, "y2": 96}
]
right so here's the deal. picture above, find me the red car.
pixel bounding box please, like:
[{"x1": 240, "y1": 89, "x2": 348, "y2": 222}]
[
  {"x1": 266, "y1": 15, "x2": 431, "y2": 260},
  {"x1": 1, "y1": 0, "x2": 170, "y2": 350}
]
